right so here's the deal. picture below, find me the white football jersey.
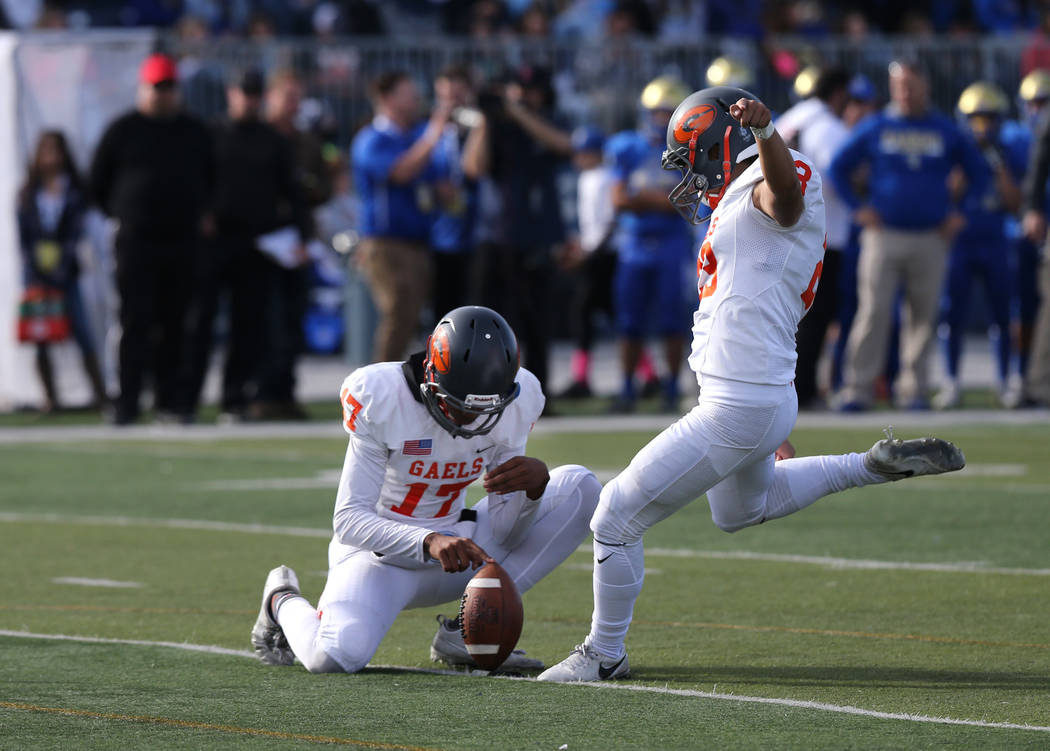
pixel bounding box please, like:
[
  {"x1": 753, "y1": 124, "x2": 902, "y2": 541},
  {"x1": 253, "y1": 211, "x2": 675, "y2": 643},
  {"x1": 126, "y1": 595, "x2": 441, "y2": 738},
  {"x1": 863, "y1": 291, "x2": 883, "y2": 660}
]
[
  {"x1": 688, "y1": 148, "x2": 827, "y2": 386},
  {"x1": 331, "y1": 357, "x2": 545, "y2": 564}
]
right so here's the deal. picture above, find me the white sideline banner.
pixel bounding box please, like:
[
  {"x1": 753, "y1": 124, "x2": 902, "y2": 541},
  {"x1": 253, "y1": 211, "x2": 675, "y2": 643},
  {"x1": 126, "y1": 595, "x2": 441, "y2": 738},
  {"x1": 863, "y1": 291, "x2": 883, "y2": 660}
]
[{"x1": 0, "y1": 31, "x2": 153, "y2": 409}]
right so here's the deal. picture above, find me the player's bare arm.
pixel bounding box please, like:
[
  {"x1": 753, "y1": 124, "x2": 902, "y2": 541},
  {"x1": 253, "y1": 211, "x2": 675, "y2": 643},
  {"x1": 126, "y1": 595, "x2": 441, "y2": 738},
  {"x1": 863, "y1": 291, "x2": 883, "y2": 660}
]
[
  {"x1": 729, "y1": 98, "x2": 805, "y2": 227},
  {"x1": 483, "y1": 456, "x2": 550, "y2": 500},
  {"x1": 424, "y1": 533, "x2": 495, "y2": 573}
]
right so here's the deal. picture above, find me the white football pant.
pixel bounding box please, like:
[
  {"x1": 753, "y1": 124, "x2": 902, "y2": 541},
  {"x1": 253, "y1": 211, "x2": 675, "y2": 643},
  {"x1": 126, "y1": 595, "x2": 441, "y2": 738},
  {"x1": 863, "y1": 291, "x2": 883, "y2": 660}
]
[
  {"x1": 277, "y1": 464, "x2": 601, "y2": 673},
  {"x1": 587, "y1": 381, "x2": 885, "y2": 659}
]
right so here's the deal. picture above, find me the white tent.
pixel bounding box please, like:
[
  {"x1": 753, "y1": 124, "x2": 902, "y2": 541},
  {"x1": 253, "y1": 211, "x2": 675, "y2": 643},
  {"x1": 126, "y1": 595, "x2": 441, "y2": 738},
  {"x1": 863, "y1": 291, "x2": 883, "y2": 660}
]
[{"x1": 0, "y1": 30, "x2": 153, "y2": 410}]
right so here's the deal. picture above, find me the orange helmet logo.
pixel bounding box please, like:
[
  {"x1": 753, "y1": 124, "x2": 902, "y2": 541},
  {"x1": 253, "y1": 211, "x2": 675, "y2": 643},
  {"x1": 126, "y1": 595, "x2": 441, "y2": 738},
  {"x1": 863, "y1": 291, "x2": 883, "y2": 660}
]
[
  {"x1": 673, "y1": 104, "x2": 717, "y2": 144},
  {"x1": 430, "y1": 328, "x2": 451, "y2": 374}
]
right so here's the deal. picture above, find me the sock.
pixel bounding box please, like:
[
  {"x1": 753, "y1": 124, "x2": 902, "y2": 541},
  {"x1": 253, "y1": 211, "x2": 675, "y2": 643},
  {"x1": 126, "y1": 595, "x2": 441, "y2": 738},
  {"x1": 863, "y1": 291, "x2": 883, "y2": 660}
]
[
  {"x1": 587, "y1": 539, "x2": 644, "y2": 661},
  {"x1": 571, "y1": 350, "x2": 590, "y2": 383},
  {"x1": 636, "y1": 352, "x2": 656, "y2": 382},
  {"x1": 762, "y1": 452, "x2": 886, "y2": 522},
  {"x1": 273, "y1": 594, "x2": 321, "y2": 660}
]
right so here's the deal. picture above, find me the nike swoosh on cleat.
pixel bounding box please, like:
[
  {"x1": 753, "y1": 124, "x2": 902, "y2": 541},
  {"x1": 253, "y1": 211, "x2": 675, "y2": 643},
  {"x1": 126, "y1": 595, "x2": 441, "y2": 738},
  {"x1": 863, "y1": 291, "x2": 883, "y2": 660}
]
[
  {"x1": 596, "y1": 555, "x2": 612, "y2": 564},
  {"x1": 598, "y1": 655, "x2": 626, "y2": 680}
]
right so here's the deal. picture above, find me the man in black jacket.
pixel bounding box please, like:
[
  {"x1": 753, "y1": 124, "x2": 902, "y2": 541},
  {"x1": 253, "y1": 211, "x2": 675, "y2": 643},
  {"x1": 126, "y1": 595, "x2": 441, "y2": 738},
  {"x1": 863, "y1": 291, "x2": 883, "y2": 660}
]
[
  {"x1": 182, "y1": 68, "x2": 312, "y2": 421},
  {"x1": 90, "y1": 53, "x2": 214, "y2": 425}
]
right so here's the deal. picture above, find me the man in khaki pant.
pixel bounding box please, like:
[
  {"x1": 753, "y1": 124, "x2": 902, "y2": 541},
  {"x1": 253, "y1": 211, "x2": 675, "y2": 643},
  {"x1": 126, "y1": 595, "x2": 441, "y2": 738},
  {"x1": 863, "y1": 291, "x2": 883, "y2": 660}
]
[
  {"x1": 351, "y1": 71, "x2": 450, "y2": 362},
  {"x1": 828, "y1": 60, "x2": 988, "y2": 410}
]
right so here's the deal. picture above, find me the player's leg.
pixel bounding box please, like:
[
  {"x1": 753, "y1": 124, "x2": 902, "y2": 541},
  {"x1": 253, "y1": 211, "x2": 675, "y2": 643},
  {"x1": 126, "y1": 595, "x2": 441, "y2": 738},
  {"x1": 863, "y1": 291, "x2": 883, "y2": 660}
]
[
  {"x1": 654, "y1": 247, "x2": 690, "y2": 411},
  {"x1": 426, "y1": 465, "x2": 602, "y2": 669},
  {"x1": 255, "y1": 548, "x2": 420, "y2": 674},
  {"x1": 981, "y1": 240, "x2": 1014, "y2": 395},
  {"x1": 934, "y1": 237, "x2": 970, "y2": 409},
  {"x1": 612, "y1": 260, "x2": 651, "y2": 411},
  {"x1": 539, "y1": 390, "x2": 794, "y2": 682}
]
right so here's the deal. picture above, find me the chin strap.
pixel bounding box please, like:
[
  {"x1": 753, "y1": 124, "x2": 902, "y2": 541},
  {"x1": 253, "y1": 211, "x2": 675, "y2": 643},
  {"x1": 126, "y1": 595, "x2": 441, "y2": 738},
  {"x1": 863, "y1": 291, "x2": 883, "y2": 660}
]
[{"x1": 705, "y1": 125, "x2": 734, "y2": 211}]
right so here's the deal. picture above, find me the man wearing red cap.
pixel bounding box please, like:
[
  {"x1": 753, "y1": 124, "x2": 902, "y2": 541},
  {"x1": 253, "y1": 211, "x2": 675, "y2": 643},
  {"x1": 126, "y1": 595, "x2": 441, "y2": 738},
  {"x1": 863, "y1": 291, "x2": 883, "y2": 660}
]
[{"x1": 90, "y1": 53, "x2": 215, "y2": 425}]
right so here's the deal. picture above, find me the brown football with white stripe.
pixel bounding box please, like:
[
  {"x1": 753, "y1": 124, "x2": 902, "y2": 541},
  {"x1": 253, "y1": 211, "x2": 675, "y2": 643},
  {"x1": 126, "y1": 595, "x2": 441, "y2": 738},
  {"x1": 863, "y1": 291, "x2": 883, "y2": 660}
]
[{"x1": 458, "y1": 562, "x2": 523, "y2": 670}]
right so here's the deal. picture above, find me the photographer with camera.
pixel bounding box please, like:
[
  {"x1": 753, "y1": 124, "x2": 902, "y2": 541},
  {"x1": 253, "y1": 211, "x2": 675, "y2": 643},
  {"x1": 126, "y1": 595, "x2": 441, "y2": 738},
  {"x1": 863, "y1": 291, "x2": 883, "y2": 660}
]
[
  {"x1": 351, "y1": 71, "x2": 450, "y2": 362},
  {"x1": 463, "y1": 65, "x2": 572, "y2": 400},
  {"x1": 430, "y1": 65, "x2": 483, "y2": 317}
]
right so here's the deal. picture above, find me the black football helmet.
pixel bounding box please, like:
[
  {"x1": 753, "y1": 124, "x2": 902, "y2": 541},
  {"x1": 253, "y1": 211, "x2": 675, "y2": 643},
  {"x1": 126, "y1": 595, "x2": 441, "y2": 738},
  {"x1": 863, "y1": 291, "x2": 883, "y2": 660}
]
[
  {"x1": 661, "y1": 86, "x2": 761, "y2": 223},
  {"x1": 421, "y1": 306, "x2": 521, "y2": 438}
]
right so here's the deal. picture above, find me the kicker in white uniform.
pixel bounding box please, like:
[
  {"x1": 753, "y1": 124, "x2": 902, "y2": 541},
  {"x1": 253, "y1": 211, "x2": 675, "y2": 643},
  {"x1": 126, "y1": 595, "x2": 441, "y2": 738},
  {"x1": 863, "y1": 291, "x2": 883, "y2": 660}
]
[{"x1": 538, "y1": 86, "x2": 966, "y2": 683}]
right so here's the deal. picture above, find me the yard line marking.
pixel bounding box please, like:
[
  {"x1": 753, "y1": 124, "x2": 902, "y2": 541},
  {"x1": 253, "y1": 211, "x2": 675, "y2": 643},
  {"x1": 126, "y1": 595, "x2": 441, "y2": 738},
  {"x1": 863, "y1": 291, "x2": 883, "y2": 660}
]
[
  {"x1": 1, "y1": 604, "x2": 253, "y2": 616},
  {"x1": 4, "y1": 511, "x2": 1049, "y2": 576},
  {"x1": 0, "y1": 512, "x2": 333, "y2": 538},
  {"x1": 570, "y1": 683, "x2": 1050, "y2": 734},
  {"x1": 540, "y1": 617, "x2": 1050, "y2": 650},
  {"x1": 0, "y1": 701, "x2": 444, "y2": 750},
  {"x1": 638, "y1": 547, "x2": 1050, "y2": 577},
  {"x1": 2, "y1": 631, "x2": 1047, "y2": 735},
  {"x1": 51, "y1": 577, "x2": 142, "y2": 588},
  {"x1": 200, "y1": 469, "x2": 342, "y2": 491}
]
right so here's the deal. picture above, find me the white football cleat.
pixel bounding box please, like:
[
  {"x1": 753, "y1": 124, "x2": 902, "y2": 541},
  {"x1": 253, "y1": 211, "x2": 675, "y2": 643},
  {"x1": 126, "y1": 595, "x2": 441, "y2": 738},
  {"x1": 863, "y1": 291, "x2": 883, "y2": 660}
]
[
  {"x1": 536, "y1": 642, "x2": 630, "y2": 683},
  {"x1": 864, "y1": 434, "x2": 965, "y2": 480},
  {"x1": 429, "y1": 615, "x2": 544, "y2": 671},
  {"x1": 250, "y1": 565, "x2": 300, "y2": 666},
  {"x1": 932, "y1": 382, "x2": 961, "y2": 410}
]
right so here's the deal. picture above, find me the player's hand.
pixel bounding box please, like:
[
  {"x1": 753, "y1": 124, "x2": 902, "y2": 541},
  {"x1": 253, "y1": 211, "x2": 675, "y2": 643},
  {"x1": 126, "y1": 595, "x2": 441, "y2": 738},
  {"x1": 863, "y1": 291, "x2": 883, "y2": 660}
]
[
  {"x1": 425, "y1": 533, "x2": 494, "y2": 573},
  {"x1": 728, "y1": 98, "x2": 771, "y2": 129},
  {"x1": 775, "y1": 439, "x2": 796, "y2": 461},
  {"x1": 855, "y1": 206, "x2": 882, "y2": 228},
  {"x1": 483, "y1": 456, "x2": 550, "y2": 500},
  {"x1": 1023, "y1": 210, "x2": 1047, "y2": 245},
  {"x1": 939, "y1": 211, "x2": 967, "y2": 241}
]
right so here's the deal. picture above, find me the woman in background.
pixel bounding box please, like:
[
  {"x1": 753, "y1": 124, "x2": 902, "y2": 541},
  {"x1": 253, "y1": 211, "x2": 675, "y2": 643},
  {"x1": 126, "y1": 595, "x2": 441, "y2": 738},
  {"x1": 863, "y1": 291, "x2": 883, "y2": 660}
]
[{"x1": 17, "y1": 130, "x2": 106, "y2": 412}]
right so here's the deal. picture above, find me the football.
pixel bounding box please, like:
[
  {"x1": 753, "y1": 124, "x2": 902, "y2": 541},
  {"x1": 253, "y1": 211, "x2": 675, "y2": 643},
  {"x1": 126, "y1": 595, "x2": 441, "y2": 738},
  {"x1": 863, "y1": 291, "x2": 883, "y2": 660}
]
[{"x1": 458, "y1": 562, "x2": 524, "y2": 671}]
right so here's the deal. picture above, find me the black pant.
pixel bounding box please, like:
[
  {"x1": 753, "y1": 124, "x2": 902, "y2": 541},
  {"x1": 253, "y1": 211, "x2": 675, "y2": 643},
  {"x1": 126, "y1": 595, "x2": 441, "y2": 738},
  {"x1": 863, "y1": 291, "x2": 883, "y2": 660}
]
[
  {"x1": 432, "y1": 250, "x2": 474, "y2": 319},
  {"x1": 181, "y1": 237, "x2": 268, "y2": 414},
  {"x1": 256, "y1": 259, "x2": 308, "y2": 404},
  {"x1": 569, "y1": 244, "x2": 616, "y2": 352},
  {"x1": 795, "y1": 248, "x2": 842, "y2": 408},
  {"x1": 114, "y1": 231, "x2": 195, "y2": 419},
  {"x1": 472, "y1": 242, "x2": 552, "y2": 393}
]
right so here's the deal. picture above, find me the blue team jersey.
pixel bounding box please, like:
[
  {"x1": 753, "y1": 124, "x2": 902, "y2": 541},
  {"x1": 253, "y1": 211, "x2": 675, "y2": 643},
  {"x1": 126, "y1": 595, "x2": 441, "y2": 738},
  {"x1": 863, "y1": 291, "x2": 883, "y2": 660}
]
[
  {"x1": 829, "y1": 108, "x2": 990, "y2": 230},
  {"x1": 606, "y1": 130, "x2": 693, "y2": 261},
  {"x1": 963, "y1": 124, "x2": 1029, "y2": 240},
  {"x1": 351, "y1": 117, "x2": 443, "y2": 242}
]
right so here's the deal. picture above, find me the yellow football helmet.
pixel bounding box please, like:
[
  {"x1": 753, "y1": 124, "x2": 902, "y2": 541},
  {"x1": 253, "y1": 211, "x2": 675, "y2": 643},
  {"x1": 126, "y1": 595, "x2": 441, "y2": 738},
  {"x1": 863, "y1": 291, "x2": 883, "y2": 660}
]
[
  {"x1": 793, "y1": 66, "x2": 820, "y2": 100},
  {"x1": 639, "y1": 76, "x2": 689, "y2": 112},
  {"x1": 705, "y1": 56, "x2": 754, "y2": 89},
  {"x1": 957, "y1": 81, "x2": 1009, "y2": 116},
  {"x1": 1019, "y1": 69, "x2": 1050, "y2": 103}
]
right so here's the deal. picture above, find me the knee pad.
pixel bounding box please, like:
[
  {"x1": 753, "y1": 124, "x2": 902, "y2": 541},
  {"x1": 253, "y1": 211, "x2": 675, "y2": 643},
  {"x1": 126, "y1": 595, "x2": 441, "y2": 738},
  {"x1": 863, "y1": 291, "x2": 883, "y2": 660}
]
[{"x1": 709, "y1": 507, "x2": 763, "y2": 534}]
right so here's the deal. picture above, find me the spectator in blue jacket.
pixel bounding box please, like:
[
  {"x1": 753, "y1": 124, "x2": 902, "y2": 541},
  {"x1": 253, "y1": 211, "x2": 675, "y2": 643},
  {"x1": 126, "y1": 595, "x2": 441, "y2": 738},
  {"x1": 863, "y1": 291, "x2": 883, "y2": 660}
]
[
  {"x1": 352, "y1": 71, "x2": 448, "y2": 362},
  {"x1": 830, "y1": 59, "x2": 989, "y2": 410}
]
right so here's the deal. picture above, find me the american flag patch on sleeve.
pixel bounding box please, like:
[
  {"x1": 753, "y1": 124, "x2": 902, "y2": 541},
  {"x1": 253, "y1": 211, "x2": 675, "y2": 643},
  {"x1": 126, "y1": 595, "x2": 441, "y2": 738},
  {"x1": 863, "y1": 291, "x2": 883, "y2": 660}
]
[{"x1": 402, "y1": 439, "x2": 433, "y2": 456}]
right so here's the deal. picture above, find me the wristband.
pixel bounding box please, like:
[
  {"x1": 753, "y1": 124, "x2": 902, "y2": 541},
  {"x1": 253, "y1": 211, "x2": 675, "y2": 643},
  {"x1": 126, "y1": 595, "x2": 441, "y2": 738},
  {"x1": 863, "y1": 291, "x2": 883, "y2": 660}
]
[{"x1": 751, "y1": 122, "x2": 775, "y2": 140}]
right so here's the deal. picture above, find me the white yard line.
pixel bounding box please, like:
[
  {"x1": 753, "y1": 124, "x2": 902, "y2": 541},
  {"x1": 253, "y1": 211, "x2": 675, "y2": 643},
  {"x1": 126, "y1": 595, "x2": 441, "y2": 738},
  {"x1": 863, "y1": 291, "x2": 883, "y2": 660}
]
[
  {"x1": 4, "y1": 510, "x2": 1049, "y2": 575},
  {"x1": 1, "y1": 630, "x2": 1047, "y2": 735},
  {"x1": 51, "y1": 577, "x2": 142, "y2": 588}
]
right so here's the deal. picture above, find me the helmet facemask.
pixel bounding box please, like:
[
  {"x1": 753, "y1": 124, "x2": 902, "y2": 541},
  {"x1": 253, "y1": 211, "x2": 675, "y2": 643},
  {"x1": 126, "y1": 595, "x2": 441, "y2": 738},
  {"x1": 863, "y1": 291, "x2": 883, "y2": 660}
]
[
  {"x1": 662, "y1": 125, "x2": 734, "y2": 223},
  {"x1": 420, "y1": 359, "x2": 520, "y2": 439}
]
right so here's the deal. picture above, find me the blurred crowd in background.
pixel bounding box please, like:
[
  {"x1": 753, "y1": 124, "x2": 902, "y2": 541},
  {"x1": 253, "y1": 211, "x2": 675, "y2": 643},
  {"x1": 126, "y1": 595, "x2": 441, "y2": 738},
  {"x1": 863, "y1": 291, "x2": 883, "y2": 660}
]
[
  {"x1": 12, "y1": 0, "x2": 1050, "y2": 40},
  {"x1": 11, "y1": 0, "x2": 1050, "y2": 423}
]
